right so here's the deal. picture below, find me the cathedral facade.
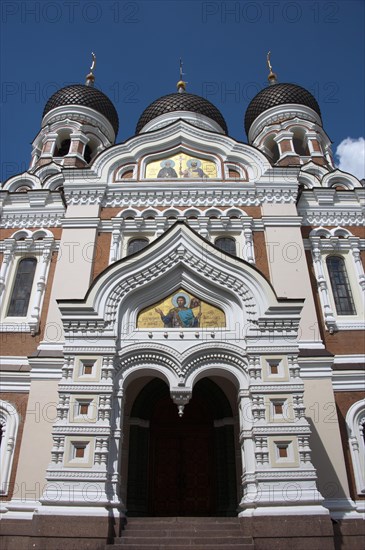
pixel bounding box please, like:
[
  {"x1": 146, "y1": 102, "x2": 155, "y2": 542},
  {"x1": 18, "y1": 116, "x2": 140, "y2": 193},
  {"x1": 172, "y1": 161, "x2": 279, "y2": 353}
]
[{"x1": 0, "y1": 63, "x2": 364, "y2": 548}]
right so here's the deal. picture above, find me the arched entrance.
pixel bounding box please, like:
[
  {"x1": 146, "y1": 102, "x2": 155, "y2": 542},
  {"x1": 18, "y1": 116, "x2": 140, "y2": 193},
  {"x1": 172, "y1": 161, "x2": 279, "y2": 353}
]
[{"x1": 126, "y1": 378, "x2": 237, "y2": 516}]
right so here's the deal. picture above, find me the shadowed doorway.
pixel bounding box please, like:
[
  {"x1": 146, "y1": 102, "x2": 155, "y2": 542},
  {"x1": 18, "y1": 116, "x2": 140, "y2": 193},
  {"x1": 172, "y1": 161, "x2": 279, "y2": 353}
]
[{"x1": 126, "y1": 378, "x2": 237, "y2": 516}]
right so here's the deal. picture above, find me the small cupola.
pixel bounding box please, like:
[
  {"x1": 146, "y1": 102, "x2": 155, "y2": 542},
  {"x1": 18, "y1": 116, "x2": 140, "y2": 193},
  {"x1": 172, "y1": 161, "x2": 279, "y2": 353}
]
[
  {"x1": 30, "y1": 54, "x2": 119, "y2": 169},
  {"x1": 244, "y1": 53, "x2": 334, "y2": 168}
]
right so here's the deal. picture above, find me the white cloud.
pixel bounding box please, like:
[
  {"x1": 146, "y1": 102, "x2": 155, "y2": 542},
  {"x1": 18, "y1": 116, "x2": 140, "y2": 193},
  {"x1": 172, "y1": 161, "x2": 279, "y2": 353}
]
[{"x1": 335, "y1": 137, "x2": 365, "y2": 180}]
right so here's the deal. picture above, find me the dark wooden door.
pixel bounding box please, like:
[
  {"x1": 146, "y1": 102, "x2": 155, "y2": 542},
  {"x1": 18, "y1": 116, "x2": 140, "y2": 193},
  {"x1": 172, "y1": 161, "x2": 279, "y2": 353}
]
[{"x1": 149, "y1": 394, "x2": 214, "y2": 516}]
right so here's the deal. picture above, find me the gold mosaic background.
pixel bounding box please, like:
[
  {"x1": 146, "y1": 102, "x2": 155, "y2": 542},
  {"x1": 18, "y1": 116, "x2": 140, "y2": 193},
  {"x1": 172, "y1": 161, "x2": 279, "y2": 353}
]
[
  {"x1": 145, "y1": 153, "x2": 217, "y2": 179},
  {"x1": 137, "y1": 288, "x2": 225, "y2": 328}
]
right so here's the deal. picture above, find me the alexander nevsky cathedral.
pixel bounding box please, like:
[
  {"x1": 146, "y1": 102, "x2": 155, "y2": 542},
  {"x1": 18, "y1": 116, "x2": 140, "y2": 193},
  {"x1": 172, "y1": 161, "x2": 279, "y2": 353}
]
[{"x1": 0, "y1": 55, "x2": 364, "y2": 549}]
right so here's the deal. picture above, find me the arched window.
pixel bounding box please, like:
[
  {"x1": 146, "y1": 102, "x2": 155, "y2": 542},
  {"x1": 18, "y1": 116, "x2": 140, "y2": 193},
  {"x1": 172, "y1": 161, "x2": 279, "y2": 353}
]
[
  {"x1": 292, "y1": 129, "x2": 310, "y2": 156},
  {"x1": 127, "y1": 238, "x2": 149, "y2": 256},
  {"x1": 7, "y1": 258, "x2": 37, "y2": 317},
  {"x1": 54, "y1": 139, "x2": 71, "y2": 157},
  {"x1": 0, "y1": 400, "x2": 19, "y2": 495},
  {"x1": 84, "y1": 144, "x2": 92, "y2": 164},
  {"x1": 215, "y1": 237, "x2": 236, "y2": 256},
  {"x1": 326, "y1": 256, "x2": 356, "y2": 315}
]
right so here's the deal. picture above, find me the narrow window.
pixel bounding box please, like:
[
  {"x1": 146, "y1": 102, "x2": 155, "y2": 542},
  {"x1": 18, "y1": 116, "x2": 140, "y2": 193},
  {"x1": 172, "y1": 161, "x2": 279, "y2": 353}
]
[
  {"x1": 54, "y1": 139, "x2": 71, "y2": 157},
  {"x1": 84, "y1": 144, "x2": 92, "y2": 164},
  {"x1": 326, "y1": 256, "x2": 356, "y2": 315},
  {"x1": 127, "y1": 238, "x2": 149, "y2": 256},
  {"x1": 292, "y1": 129, "x2": 310, "y2": 156},
  {"x1": 215, "y1": 237, "x2": 236, "y2": 256},
  {"x1": 264, "y1": 136, "x2": 280, "y2": 163},
  {"x1": 7, "y1": 258, "x2": 37, "y2": 317}
]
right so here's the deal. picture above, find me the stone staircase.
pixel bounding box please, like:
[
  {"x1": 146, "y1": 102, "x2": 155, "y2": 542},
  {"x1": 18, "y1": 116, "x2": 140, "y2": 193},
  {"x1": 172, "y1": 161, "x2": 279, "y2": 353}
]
[{"x1": 107, "y1": 517, "x2": 254, "y2": 549}]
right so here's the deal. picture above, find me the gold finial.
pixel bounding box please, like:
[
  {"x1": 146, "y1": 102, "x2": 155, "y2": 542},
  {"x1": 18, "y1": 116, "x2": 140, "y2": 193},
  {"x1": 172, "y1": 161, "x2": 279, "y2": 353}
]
[
  {"x1": 177, "y1": 58, "x2": 186, "y2": 92},
  {"x1": 267, "y1": 51, "x2": 277, "y2": 85},
  {"x1": 85, "y1": 52, "x2": 96, "y2": 86}
]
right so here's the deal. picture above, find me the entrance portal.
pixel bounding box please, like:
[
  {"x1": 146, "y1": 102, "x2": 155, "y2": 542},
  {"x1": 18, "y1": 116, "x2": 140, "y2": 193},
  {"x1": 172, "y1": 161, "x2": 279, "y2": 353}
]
[
  {"x1": 150, "y1": 391, "x2": 214, "y2": 515},
  {"x1": 127, "y1": 378, "x2": 237, "y2": 516}
]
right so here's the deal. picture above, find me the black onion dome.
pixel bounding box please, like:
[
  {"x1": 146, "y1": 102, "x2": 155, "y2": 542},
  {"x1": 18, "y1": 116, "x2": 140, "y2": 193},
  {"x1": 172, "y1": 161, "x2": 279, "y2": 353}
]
[
  {"x1": 136, "y1": 92, "x2": 228, "y2": 134},
  {"x1": 245, "y1": 83, "x2": 321, "y2": 135},
  {"x1": 43, "y1": 84, "x2": 119, "y2": 134}
]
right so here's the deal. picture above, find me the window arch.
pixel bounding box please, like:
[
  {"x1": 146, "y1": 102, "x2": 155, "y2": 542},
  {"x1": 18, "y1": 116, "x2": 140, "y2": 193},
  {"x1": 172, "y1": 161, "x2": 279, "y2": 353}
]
[
  {"x1": 127, "y1": 238, "x2": 149, "y2": 256},
  {"x1": 326, "y1": 256, "x2": 356, "y2": 315},
  {"x1": 215, "y1": 237, "x2": 236, "y2": 256},
  {"x1": 0, "y1": 400, "x2": 19, "y2": 495},
  {"x1": 346, "y1": 400, "x2": 365, "y2": 495},
  {"x1": 7, "y1": 258, "x2": 37, "y2": 317}
]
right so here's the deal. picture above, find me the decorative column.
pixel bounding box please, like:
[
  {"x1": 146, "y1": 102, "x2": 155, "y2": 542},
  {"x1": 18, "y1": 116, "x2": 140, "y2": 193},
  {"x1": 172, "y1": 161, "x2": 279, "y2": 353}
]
[
  {"x1": 29, "y1": 239, "x2": 53, "y2": 335},
  {"x1": 238, "y1": 388, "x2": 258, "y2": 509},
  {"x1": 110, "y1": 222, "x2": 122, "y2": 263},
  {"x1": 242, "y1": 221, "x2": 255, "y2": 264},
  {"x1": 273, "y1": 130, "x2": 300, "y2": 166},
  {"x1": 349, "y1": 237, "x2": 365, "y2": 294},
  {"x1": 310, "y1": 236, "x2": 337, "y2": 333},
  {"x1": 306, "y1": 131, "x2": 327, "y2": 166},
  {"x1": 0, "y1": 241, "x2": 15, "y2": 298}
]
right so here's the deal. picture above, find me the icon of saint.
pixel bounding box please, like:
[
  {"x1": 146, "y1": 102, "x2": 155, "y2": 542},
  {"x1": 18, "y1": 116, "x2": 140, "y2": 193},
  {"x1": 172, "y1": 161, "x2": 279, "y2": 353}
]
[
  {"x1": 157, "y1": 159, "x2": 178, "y2": 178},
  {"x1": 155, "y1": 293, "x2": 201, "y2": 328},
  {"x1": 182, "y1": 159, "x2": 208, "y2": 178}
]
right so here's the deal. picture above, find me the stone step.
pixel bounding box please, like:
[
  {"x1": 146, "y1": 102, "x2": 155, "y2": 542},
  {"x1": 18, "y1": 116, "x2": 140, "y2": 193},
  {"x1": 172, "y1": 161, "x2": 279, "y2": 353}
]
[
  {"x1": 109, "y1": 546, "x2": 254, "y2": 550},
  {"x1": 106, "y1": 517, "x2": 254, "y2": 549},
  {"x1": 117, "y1": 535, "x2": 251, "y2": 547},
  {"x1": 121, "y1": 518, "x2": 243, "y2": 530},
  {"x1": 110, "y1": 546, "x2": 253, "y2": 550},
  {"x1": 118, "y1": 526, "x2": 243, "y2": 535}
]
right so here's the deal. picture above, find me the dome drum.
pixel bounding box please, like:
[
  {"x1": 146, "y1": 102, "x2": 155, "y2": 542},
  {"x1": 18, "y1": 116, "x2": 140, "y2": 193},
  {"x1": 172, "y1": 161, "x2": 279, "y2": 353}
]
[{"x1": 248, "y1": 103, "x2": 322, "y2": 144}]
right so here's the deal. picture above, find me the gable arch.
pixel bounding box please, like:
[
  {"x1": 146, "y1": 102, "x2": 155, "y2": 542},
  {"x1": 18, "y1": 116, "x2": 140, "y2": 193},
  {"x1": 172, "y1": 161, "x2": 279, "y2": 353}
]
[
  {"x1": 59, "y1": 223, "x2": 302, "y2": 346},
  {"x1": 322, "y1": 169, "x2": 360, "y2": 189},
  {"x1": 3, "y1": 173, "x2": 41, "y2": 192}
]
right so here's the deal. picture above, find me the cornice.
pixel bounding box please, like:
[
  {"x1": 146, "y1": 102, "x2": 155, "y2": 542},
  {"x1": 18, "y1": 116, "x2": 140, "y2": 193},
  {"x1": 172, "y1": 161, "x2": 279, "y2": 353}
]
[
  {"x1": 102, "y1": 185, "x2": 298, "y2": 208},
  {"x1": 249, "y1": 104, "x2": 322, "y2": 143},
  {"x1": 61, "y1": 217, "x2": 101, "y2": 229},
  {"x1": 298, "y1": 188, "x2": 365, "y2": 226},
  {"x1": 0, "y1": 211, "x2": 63, "y2": 229},
  {"x1": 41, "y1": 105, "x2": 115, "y2": 143},
  {"x1": 0, "y1": 372, "x2": 31, "y2": 392},
  {"x1": 332, "y1": 370, "x2": 365, "y2": 392}
]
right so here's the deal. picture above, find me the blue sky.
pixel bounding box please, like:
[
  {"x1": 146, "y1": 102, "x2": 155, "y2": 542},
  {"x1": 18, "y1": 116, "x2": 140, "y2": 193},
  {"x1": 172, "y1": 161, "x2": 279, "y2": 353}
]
[{"x1": 1, "y1": 0, "x2": 364, "y2": 182}]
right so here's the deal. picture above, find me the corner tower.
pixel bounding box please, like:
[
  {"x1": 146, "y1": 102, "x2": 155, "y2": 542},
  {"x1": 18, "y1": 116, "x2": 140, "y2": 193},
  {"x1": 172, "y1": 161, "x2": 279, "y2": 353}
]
[
  {"x1": 30, "y1": 54, "x2": 119, "y2": 169},
  {"x1": 245, "y1": 54, "x2": 334, "y2": 167}
]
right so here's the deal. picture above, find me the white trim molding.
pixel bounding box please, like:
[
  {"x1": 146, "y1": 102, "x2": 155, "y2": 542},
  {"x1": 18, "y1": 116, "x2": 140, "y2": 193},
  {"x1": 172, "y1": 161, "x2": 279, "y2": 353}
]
[
  {"x1": 309, "y1": 228, "x2": 365, "y2": 333},
  {"x1": 0, "y1": 400, "x2": 19, "y2": 495},
  {"x1": 346, "y1": 400, "x2": 365, "y2": 496},
  {"x1": 0, "y1": 229, "x2": 55, "y2": 334}
]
